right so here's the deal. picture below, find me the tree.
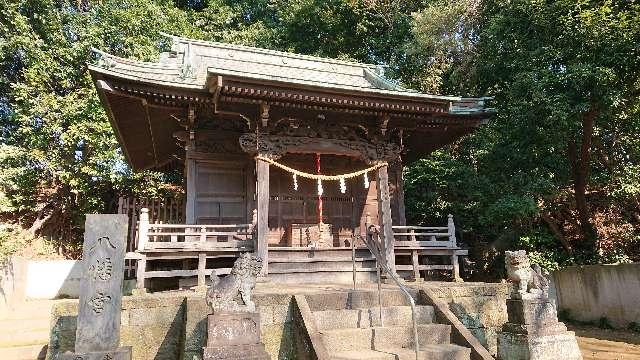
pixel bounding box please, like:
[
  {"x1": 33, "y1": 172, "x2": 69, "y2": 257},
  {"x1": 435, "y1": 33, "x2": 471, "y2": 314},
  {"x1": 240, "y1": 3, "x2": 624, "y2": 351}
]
[{"x1": 407, "y1": 0, "x2": 640, "y2": 267}]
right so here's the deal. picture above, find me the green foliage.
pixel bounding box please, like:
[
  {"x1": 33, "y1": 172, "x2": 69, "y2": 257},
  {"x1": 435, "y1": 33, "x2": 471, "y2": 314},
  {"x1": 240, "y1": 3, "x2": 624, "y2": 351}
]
[
  {"x1": 405, "y1": 0, "x2": 640, "y2": 273},
  {"x1": 0, "y1": 0, "x2": 424, "y2": 253},
  {"x1": 0, "y1": 224, "x2": 65, "y2": 266},
  {"x1": 0, "y1": 0, "x2": 200, "y2": 246},
  {"x1": 1, "y1": 0, "x2": 638, "y2": 268}
]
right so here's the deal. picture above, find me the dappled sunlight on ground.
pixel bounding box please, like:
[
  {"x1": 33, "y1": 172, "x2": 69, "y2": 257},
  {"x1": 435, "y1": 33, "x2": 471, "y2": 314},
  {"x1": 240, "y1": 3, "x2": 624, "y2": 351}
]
[{"x1": 570, "y1": 324, "x2": 640, "y2": 360}]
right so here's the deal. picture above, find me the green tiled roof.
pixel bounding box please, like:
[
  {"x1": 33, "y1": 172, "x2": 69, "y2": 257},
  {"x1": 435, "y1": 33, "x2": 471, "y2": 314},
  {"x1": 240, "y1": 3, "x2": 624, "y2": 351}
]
[{"x1": 89, "y1": 33, "x2": 493, "y2": 113}]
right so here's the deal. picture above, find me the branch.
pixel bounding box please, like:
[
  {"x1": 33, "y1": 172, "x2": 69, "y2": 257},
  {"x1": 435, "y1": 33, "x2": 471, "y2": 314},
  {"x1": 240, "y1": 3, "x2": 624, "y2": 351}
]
[{"x1": 541, "y1": 212, "x2": 573, "y2": 254}]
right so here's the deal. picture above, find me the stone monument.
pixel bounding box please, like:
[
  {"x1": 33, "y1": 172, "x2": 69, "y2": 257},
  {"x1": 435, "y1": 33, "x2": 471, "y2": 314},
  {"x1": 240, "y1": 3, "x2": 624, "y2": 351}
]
[
  {"x1": 497, "y1": 250, "x2": 582, "y2": 360},
  {"x1": 203, "y1": 253, "x2": 270, "y2": 360},
  {"x1": 60, "y1": 214, "x2": 132, "y2": 360}
]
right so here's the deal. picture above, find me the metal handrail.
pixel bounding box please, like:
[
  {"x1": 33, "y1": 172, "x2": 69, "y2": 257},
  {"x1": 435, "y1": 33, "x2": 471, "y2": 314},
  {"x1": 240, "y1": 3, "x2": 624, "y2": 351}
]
[{"x1": 355, "y1": 224, "x2": 420, "y2": 360}]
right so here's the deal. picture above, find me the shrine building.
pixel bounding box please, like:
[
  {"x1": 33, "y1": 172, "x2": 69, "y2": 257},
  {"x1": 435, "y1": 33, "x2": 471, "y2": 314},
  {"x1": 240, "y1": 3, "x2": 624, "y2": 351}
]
[{"x1": 88, "y1": 34, "x2": 493, "y2": 292}]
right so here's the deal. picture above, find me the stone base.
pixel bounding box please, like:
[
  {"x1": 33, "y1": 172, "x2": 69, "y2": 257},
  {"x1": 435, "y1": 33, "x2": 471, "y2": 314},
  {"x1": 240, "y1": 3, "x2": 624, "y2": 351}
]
[
  {"x1": 193, "y1": 284, "x2": 208, "y2": 293},
  {"x1": 204, "y1": 312, "x2": 270, "y2": 359},
  {"x1": 207, "y1": 313, "x2": 261, "y2": 347},
  {"x1": 506, "y1": 298, "x2": 557, "y2": 325},
  {"x1": 498, "y1": 297, "x2": 582, "y2": 360},
  {"x1": 502, "y1": 321, "x2": 568, "y2": 336},
  {"x1": 131, "y1": 288, "x2": 148, "y2": 296},
  {"x1": 59, "y1": 347, "x2": 132, "y2": 360},
  {"x1": 203, "y1": 343, "x2": 270, "y2": 360},
  {"x1": 497, "y1": 331, "x2": 582, "y2": 360}
]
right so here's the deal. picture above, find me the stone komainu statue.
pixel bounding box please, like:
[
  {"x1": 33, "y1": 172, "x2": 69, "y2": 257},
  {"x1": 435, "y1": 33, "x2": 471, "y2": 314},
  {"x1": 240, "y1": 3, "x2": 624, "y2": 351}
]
[
  {"x1": 505, "y1": 250, "x2": 549, "y2": 298},
  {"x1": 206, "y1": 253, "x2": 263, "y2": 313}
]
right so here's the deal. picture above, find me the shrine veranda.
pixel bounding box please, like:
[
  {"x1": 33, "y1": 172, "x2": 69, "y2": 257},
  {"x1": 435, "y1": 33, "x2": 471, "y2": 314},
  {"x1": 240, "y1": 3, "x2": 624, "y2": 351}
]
[{"x1": 88, "y1": 34, "x2": 493, "y2": 291}]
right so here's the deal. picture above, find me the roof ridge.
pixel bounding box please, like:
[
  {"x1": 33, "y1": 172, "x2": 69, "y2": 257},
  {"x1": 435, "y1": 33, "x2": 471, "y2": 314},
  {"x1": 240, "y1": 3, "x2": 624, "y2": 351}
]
[
  {"x1": 91, "y1": 48, "x2": 178, "y2": 68},
  {"x1": 159, "y1": 32, "x2": 380, "y2": 69}
]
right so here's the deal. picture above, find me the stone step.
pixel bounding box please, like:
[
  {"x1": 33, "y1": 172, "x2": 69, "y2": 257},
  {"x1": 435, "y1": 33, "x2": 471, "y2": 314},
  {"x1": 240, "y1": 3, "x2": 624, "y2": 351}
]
[
  {"x1": 320, "y1": 324, "x2": 451, "y2": 352},
  {"x1": 267, "y1": 261, "x2": 377, "y2": 273},
  {"x1": 330, "y1": 344, "x2": 470, "y2": 360},
  {"x1": 269, "y1": 256, "x2": 376, "y2": 263},
  {"x1": 306, "y1": 290, "x2": 415, "y2": 311},
  {"x1": 0, "y1": 300, "x2": 54, "y2": 321},
  {"x1": 0, "y1": 318, "x2": 50, "y2": 333},
  {"x1": 0, "y1": 344, "x2": 48, "y2": 360},
  {"x1": 0, "y1": 329, "x2": 51, "y2": 348},
  {"x1": 267, "y1": 248, "x2": 374, "y2": 261},
  {"x1": 313, "y1": 305, "x2": 435, "y2": 330},
  {"x1": 267, "y1": 271, "x2": 379, "y2": 284}
]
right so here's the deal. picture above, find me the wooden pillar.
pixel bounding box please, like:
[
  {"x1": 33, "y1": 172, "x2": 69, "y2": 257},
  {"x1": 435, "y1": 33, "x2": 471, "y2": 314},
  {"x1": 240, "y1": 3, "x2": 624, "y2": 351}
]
[
  {"x1": 135, "y1": 255, "x2": 146, "y2": 293},
  {"x1": 256, "y1": 157, "x2": 270, "y2": 275},
  {"x1": 185, "y1": 156, "x2": 196, "y2": 224},
  {"x1": 394, "y1": 163, "x2": 407, "y2": 226},
  {"x1": 197, "y1": 253, "x2": 207, "y2": 289},
  {"x1": 376, "y1": 164, "x2": 396, "y2": 273},
  {"x1": 452, "y1": 252, "x2": 462, "y2": 282},
  {"x1": 137, "y1": 208, "x2": 149, "y2": 251},
  {"x1": 411, "y1": 250, "x2": 420, "y2": 281}
]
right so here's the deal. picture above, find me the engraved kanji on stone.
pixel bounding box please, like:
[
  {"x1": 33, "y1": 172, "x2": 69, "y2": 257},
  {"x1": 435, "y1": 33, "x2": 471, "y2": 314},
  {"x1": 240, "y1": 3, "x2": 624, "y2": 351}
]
[
  {"x1": 87, "y1": 292, "x2": 112, "y2": 314},
  {"x1": 102, "y1": 353, "x2": 113, "y2": 360},
  {"x1": 88, "y1": 257, "x2": 113, "y2": 281},
  {"x1": 88, "y1": 236, "x2": 116, "y2": 254}
]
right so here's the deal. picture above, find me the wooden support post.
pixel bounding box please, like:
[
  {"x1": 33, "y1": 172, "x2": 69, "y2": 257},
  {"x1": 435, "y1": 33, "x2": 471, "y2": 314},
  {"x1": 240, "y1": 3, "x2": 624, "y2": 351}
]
[
  {"x1": 134, "y1": 255, "x2": 147, "y2": 295},
  {"x1": 138, "y1": 208, "x2": 149, "y2": 251},
  {"x1": 185, "y1": 157, "x2": 197, "y2": 224},
  {"x1": 412, "y1": 250, "x2": 420, "y2": 281},
  {"x1": 452, "y1": 253, "x2": 462, "y2": 282},
  {"x1": 256, "y1": 157, "x2": 270, "y2": 275},
  {"x1": 197, "y1": 253, "x2": 207, "y2": 290},
  {"x1": 376, "y1": 164, "x2": 396, "y2": 273},
  {"x1": 448, "y1": 214, "x2": 457, "y2": 247},
  {"x1": 394, "y1": 163, "x2": 407, "y2": 226}
]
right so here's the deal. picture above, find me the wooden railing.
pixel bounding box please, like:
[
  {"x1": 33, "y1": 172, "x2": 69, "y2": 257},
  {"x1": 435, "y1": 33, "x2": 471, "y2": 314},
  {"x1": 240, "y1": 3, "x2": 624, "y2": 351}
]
[
  {"x1": 393, "y1": 214, "x2": 457, "y2": 248},
  {"x1": 118, "y1": 195, "x2": 185, "y2": 278},
  {"x1": 136, "y1": 208, "x2": 256, "y2": 251}
]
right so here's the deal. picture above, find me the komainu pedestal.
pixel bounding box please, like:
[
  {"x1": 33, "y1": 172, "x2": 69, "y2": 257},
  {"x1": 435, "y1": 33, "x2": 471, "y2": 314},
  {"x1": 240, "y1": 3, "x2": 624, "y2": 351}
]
[
  {"x1": 497, "y1": 298, "x2": 582, "y2": 360},
  {"x1": 498, "y1": 251, "x2": 581, "y2": 360},
  {"x1": 203, "y1": 312, "x2": 270, "y2": 360}
]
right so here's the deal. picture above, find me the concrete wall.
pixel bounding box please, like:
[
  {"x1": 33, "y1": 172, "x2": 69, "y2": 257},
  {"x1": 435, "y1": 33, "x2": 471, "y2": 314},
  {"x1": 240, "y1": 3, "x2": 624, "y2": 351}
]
[
  {"x1": 25, "y1": 260, "x2": 83, "y2": 299},
  {"x1": 0, "y1": 257, "x2": 82, "y2": 303},
  {"x1": 553, "y1": 263, "x2": 640, "y2": 328},
  {"x1": 0, "y1": 256, "x2": 28, "y2": 316}
]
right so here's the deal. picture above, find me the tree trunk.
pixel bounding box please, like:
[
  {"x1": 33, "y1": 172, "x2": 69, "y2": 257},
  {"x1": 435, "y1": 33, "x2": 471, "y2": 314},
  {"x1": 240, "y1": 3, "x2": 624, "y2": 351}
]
[
  {"x1": 567, "y1": 107, "x2": 598, "y2": 253},
  {"x1": 541, "y1": 212, "x2": 572, "y2": 254}
]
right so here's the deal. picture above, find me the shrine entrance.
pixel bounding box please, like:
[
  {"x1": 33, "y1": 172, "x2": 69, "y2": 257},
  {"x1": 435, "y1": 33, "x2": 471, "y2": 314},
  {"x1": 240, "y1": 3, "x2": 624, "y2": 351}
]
[{"x1": 267, "y1": 153, "x2": 378, "y2": 248}]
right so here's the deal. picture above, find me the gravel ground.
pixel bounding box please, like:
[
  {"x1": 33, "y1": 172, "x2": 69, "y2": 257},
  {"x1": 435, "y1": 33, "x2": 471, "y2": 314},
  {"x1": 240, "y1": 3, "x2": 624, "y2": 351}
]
[{"x1": 569, "y1": 324, "x2": 640, "y2": 360}]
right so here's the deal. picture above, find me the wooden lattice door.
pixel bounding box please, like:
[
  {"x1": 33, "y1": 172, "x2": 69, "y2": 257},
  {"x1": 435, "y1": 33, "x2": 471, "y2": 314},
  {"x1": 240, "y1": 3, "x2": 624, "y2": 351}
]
[{"x1": 194, "y1": 161, "x2": 248, "y2": 225}]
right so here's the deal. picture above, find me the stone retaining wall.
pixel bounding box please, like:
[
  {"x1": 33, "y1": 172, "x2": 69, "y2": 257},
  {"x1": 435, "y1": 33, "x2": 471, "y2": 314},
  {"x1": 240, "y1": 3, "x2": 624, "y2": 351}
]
[
  {"x1": 47, "y1": 292, "x2": 299, "y2": 360},
  {"x1": 425, "y1": 282, "x2": 509, "y2": 356}
]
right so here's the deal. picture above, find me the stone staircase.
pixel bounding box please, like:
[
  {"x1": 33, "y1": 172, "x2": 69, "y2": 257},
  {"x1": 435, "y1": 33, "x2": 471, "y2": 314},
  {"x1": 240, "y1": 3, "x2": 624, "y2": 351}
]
[
  {"x1": 267, "y1": 248, "x2": 379, "y2": 283},
  {"x1": 0, "y1": 300, "x2": 53, "y2": 360},
  {"x1": 309, "y1": 291, "x2": 471, "y2": 360}
]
